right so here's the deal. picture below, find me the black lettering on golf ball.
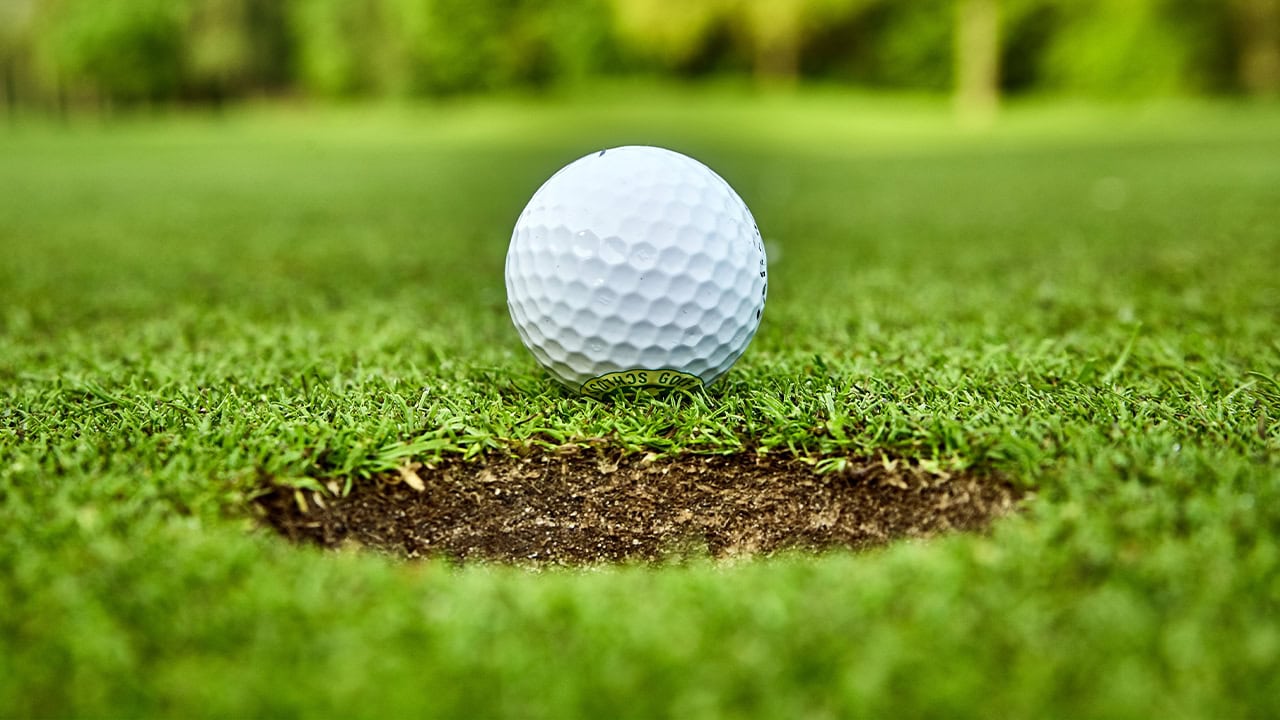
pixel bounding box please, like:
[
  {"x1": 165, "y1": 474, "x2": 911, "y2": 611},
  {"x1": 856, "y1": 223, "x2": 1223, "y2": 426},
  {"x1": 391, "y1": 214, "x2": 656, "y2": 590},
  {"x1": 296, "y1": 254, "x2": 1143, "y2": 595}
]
[{"x1": 582, "y1": 369, "x2": 704, "y2": 398}]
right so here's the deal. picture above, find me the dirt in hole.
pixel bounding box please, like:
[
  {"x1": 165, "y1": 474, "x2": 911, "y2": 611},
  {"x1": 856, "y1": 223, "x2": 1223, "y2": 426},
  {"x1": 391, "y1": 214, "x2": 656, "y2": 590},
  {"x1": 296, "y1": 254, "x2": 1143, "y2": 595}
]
[{"x1": 256, "y1": 452, "x2": 1025, "y2": 565}]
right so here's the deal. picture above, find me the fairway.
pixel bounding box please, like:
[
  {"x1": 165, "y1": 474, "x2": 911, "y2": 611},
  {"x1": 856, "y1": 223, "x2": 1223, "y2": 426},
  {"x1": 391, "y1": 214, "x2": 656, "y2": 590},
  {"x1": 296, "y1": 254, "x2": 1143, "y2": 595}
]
[{"x1": 3, "y1": 91, "x2": 1279, "y2": 717}]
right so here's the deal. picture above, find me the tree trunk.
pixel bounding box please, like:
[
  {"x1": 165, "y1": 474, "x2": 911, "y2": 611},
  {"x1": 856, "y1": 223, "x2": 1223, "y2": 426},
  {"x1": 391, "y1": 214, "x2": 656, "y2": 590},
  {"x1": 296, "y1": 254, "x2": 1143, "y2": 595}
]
[
  {"x1": 754, "y1": 34, "x2": 800, "y2": 86},
  {"x1": 955, "y1": 0, "x2": 999, "y2": 124},
  {"x1": 748, "y1": 1, "x2": 801, "y2": 87},
  {"x1": 1, "y1": 60, "x2": 11, "y2": 116},
  {"x1": 1237, "y1": 0, "x2": 1280, "y2": 96}
]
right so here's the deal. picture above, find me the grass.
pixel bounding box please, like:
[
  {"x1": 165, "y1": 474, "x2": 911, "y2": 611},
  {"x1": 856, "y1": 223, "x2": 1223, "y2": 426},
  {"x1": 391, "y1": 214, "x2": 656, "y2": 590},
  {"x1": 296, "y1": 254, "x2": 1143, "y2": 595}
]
[{"x1": 2, "y1": 87, "x2": 1279, "y2": 717}]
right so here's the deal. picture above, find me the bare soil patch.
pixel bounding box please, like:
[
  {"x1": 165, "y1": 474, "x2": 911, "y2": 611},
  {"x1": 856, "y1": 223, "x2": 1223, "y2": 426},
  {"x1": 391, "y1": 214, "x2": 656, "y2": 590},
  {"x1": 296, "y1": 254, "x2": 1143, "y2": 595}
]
[{"x1": 257, "y1": 453, "x2": 1023, "y2": 565}]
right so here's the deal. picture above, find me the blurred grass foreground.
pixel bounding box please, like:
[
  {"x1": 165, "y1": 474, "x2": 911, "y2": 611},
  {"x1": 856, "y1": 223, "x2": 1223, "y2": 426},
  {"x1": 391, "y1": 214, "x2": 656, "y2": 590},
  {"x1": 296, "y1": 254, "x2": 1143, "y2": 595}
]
[{"x1": 1, "y1": 0, "x2": 1278, "y2": 114}]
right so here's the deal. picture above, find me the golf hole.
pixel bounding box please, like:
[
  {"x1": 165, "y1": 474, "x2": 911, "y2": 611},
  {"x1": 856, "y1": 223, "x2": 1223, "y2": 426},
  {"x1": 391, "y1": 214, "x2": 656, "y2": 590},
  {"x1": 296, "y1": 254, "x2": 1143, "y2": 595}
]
[{"x1": 256, "y1": 452, "x2": 1024, "y2": 565}]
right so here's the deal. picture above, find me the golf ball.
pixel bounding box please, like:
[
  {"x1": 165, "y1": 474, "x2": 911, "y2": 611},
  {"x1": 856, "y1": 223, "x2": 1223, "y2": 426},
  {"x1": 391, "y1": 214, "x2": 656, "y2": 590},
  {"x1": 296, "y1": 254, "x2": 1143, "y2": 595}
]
[{"x1": 505, "y1": 145, "x2": 767, "y2": 397}]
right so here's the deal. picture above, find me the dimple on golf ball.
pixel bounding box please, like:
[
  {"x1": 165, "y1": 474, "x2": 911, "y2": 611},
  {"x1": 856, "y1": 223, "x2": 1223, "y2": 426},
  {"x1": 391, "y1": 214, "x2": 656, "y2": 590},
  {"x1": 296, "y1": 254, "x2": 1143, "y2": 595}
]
[{"x1": 505, "y1": 145, "x2": 767, "y2": 397}]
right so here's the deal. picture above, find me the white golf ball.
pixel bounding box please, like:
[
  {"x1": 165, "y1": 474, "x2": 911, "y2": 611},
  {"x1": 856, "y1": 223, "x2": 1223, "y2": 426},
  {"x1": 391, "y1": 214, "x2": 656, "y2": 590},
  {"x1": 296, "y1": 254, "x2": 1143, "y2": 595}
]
[{"x1": 505, "y1": 145, "x2": 767, "y2": 397}]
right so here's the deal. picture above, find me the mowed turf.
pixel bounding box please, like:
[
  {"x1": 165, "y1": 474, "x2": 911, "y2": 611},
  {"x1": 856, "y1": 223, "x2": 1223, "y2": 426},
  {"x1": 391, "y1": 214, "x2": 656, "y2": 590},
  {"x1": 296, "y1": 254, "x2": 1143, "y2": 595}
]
[{"x1": 2, "y1": 90, "x2": 1279, "y2": 717}]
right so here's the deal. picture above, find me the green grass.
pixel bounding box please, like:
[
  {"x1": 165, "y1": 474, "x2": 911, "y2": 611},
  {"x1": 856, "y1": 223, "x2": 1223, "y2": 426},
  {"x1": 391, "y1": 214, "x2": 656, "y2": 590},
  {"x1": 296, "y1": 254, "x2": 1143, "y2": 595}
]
[{"x1": 2, "y1": 88, "x2": 1279, "y2": 717}]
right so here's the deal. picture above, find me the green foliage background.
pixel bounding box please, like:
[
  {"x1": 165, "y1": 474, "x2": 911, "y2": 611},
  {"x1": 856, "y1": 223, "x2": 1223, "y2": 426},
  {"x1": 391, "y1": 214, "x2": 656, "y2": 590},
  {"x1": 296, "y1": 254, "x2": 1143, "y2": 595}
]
[{"x1": 0, "y1": 0, "x2": 1272, "y2": 108}]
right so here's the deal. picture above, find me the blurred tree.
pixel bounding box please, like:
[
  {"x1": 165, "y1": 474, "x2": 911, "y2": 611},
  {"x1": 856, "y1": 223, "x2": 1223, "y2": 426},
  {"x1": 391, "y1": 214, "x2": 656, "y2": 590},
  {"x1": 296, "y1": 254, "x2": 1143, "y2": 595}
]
[
  {"x1": 186, "y1": 0, "x2": 293, "y2": 102},
  {"x1": 730, "y1": 0, "x2": 877, "y2": 85},
  {"x1": 1234, "y1": 0, "x2": 1280, "y2": 95},
  {"x1": 290, "y1": 0, "x2": 396, "y2": 97},
  {"x1": 872, "y1": 0, "x2": 954, "y2": 89},
  {"x1": 735, "y1": 0, "x2": 805, "y2": 83},
  {"x1": 608, "y1": 0, "x2": 728, "y2": 73},
  {"x1": 802, "y1": 0, "x2": 951, "y2": 90},
  {"x1": 665, "y1": 0, "x2": 899, "y2": 87},
  {"x1": 393, "y1": 0, "x2": 512, "y2": 94},
  {"x1": 955, "y1": 0, "x2": 999, "y2": 122},
  {"x1": 1038, "y1": 0, "x2": 1202, "y2": 96},
  {"x1": 186, "y1": 0, "x2": 252, "y2": 101},
  {"x1": 0, "y1": 0, "x2": 1262, "y2": 108},
  {"x1": 34, "y1": 0, "x2": 186, "y2": 107},
  {"x1": 393, "y1": 0, "x2": 616, "y2": 95},
  {"x1": 529, "y1": 0, "x2": 621, "y2": 85},
  {"x1": 999, "y1": 0, "x2": 1056, "y2": 93},
  {"x1": 0, "y1": 0, "x2": 37, "y2": 111}
]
